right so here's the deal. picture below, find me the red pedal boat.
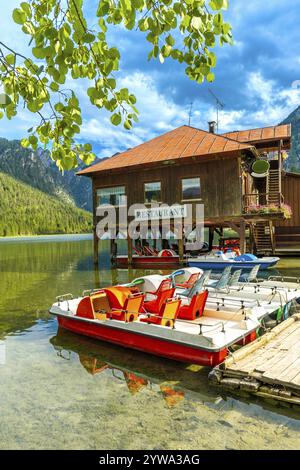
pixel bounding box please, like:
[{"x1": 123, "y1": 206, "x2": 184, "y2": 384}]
[
  {"x1": 116, "y1": 248, "x2": 179, "y2": 268},
  {"x1": 49, "y1": 272, "x2": 260, "y2": 367}
]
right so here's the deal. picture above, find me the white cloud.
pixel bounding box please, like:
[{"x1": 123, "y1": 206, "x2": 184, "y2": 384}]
[{"x1": 80, "y1": 71, "x2": 189, "y2": 157}]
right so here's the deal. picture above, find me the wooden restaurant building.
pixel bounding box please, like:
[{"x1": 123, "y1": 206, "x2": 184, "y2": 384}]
[{"x1": 78, "y1": 122, "x2": 292, "y2": 265}]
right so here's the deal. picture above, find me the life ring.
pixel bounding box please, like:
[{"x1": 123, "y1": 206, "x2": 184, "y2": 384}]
[{"x1": 158, "y1": 249, "x2": 175, "y2": 257}]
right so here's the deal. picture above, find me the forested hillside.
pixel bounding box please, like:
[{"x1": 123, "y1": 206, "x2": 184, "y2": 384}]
[
  {"x1": 0, "y1": 138, "x2": 96, "y2": 211},
  {"x1": 0, "y1": 172, "x2": 92, "y2": 236}
]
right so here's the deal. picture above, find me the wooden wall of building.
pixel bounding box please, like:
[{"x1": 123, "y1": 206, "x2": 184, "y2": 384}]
[
  {"x1": 92, "y1": 157, "x2": 242, "y2": 221},
  {"x1": 275, "y1": 173, "x2": 300, "y2": 229}
]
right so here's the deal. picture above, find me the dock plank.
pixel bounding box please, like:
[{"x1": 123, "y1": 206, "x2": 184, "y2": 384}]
[{"x1": 212, "y1": 314, "x2": 300, "y2": 406}]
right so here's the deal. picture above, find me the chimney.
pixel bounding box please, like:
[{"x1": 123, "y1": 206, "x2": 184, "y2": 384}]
[{"x1": 208, "y1": 121, "x2": 217, "y2": 134}]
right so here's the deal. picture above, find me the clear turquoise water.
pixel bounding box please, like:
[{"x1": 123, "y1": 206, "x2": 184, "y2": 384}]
[{"x1": 0, "y1": 236, "x2": 300, "y2": 450}]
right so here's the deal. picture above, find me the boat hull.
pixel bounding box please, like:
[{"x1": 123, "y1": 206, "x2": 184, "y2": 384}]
[
  {"x1": 187, "y1": 259, "x2": 278, "y2": 270},
  {"x1": 117, "y1": 255, "x2": 180, "y2": 268},
  {"x1": 57, "y1": 315, "x2": 228, "y2": 366}
]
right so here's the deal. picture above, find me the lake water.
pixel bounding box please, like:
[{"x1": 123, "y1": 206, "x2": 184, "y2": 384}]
[{"x1": 0, "y1": 236, "x2": 300, "y2": 450}]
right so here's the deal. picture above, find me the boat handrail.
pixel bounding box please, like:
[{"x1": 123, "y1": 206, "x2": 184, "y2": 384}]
[
  {"x1": 56, "y1": 293, "x2": 74, "y2": 303},
  {"x1": 268, "y1": 275, "x2": 300, "y2": 284},
  {"x1": 82, "y1": 288, "x2": 104, "y2": 297},
  {"x1": 208, "y1": 296, "x2": 258, "y2": 309},
  {"x1": 142, "y1": 311, "x2": 225, "y2": 336}
]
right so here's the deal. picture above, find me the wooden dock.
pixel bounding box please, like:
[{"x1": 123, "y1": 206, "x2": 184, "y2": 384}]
[{"x1": 209, "y1": 314, "x2": 300, "y2": 406}]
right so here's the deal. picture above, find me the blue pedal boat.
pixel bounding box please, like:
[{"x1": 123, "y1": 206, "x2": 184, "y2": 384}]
[{"x1": 187, "y1": 252, "x2": 280, "y2": 271}]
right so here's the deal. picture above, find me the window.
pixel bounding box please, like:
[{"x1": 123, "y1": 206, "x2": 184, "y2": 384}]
[
  {"x1": 97, "y1": 186, "x2": 126, "y2": 206},
  {"x1": 182, "y1": 177, "x2": 201, "y2": 200},
  {"x1": 144, "y1": 182, "x2": 161, "y2": 203}
]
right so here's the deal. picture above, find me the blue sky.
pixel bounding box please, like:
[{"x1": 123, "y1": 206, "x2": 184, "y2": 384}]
[{"x1": 1, "y1": 0, "x2": 300, "y2": 159}]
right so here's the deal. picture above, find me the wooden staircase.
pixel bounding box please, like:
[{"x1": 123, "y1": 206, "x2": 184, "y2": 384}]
[
  {"x1": 267, "y1": 168, "x2": 281, "y2": 205},
  {"x1": 253, "y1": 221, "x2": 275, "y2": 255}
]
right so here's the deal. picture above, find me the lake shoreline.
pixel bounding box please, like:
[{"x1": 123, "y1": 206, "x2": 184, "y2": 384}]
[{"x1": 0, "y1": 233, "x2": 93, "y2": 243}]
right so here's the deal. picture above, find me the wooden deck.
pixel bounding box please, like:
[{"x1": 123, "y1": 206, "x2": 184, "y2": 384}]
[{"x1": 209, "y1": 314, "x2": 300, "y2": 406}]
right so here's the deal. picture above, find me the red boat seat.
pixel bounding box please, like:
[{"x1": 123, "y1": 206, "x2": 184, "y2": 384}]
[
  {"x1": 109, "y1": 292, "x2": 145, "y2": 322},
  {"x1": 144, "y1": 287, "x2": 175, "y2": 314},
  {"x1": 144, "y1": 278, "x2": 174, "y2": 313},
  {"x1": 177, "y1": 290, "x2": 208, "y2": 321},
  {"x1": 147, "y1": 278, "x2": 173, "y2": 296},
  {"x1": 140, "y1": 298, "x2": 182, "y2": 328},
  {"x1": 176, "y1": 272, "x2": 200, "y2": 289}
]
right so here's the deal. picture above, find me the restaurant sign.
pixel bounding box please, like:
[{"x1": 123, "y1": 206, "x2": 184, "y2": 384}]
[{"x1": 134, "y1": 205, "x2": 187, "y2": 222}]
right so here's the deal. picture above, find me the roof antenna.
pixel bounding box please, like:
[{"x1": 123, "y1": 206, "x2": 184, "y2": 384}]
[
  {"x1": 188, "y1": 101, "x2": 193, "y2": 126},
  {"x1": 208, "y1": 89, "x2": 225, "y2": 133}
]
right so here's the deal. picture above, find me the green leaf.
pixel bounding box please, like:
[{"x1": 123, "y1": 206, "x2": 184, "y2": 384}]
[
  {"x1": 191, "y1": 17, "x2": 202, "y2": 30},
  {"x1": 124, "y1": 119, "x2": 132, "y2": 130},
  {"x1": 0, "y1": 94, "x2": 12, "y2": 108},
  {"x1": 62, "y1": 156, "x2": 75, "y2": 171},
  {"x1": 210, "y1": 0, "x2": 227, "y2": 10},
  {"x1": 110, "y1": 113, "x2": 122, "y2": 126},
  {"x1": 12, "y1": 8, "x2": 26, "y2": 25},
  {"x1": 54, "y1": 102, "x2": 64, "y2": 112},
  {"x1": 32, "y1": 47, "x2": 45, "y2": 59},
  {"x1": 206, "y1": 72, "x2": 215, "y2": 82},
  {"x1": 20, "y1": 138, "x2": 30, "y2": 148},
  {"x1": 166, "y1": 34, "x2": 175, "y2": 46},
  {"x1": 50, "y1": 82, "x2": 59, "y2": 92},
  {"x1": 20, "y1": 2, "x2": 31, "y2": 17},
  {"x1": 83, "y1": 143, "x2": 92, "y2": 152}
]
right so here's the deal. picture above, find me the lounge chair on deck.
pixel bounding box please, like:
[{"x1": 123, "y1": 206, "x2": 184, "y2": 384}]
[
  {"x1": 207, "y1": 266, "x2": 232, "y2": 292},
  {"x1": 239, "y1": 264, "x2": 260, "y2": 283},
  {"x1": 228, "y1": 269, "x2": 242, "y2": 287}
]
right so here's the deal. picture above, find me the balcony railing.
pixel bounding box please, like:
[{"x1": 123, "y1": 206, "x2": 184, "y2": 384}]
[{"x1": 243, "y1": 192, "x2": 284, "y2": 215}]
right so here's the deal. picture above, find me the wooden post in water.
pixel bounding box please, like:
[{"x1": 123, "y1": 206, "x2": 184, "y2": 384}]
[
  {"x1": 178, "y1": 227, "x2": 184, "y2": 264},
  {"x1": 239, "y1": 219, "x2": 246, "y2": 254},
  {"x1": 110, "y1": 239, "x2": 117, "y2": 264},
  {"x1": 127, "y1": 234, "x2": 133, "y2": 266},
  {"x1": 208, "y1": 226, "x2": 214, "y2": 251},
  {"x1": 92, "y1": 182, "x2": 99, "y2": 266}
]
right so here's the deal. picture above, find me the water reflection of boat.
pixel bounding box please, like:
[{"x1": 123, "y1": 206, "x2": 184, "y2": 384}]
[{"x1": 50, "y1": 328, "x2": 216, "y2": 407}]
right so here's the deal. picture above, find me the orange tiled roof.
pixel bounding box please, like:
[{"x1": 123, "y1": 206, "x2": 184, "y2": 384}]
[
  {"x1": 222, "y1": 124, "x2": 291, "y2": 143},
  {"x1": 78, "y1": 125, "x2": 254, "y2": 175}
]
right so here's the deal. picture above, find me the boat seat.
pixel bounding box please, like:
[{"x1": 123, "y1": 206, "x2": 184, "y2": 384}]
[
  {"x1": 76, "y1": 290, "x2": 109, "y2": 319},
  {"x1": 176, "y1": 272, "x2": 200, "y2": 289},
  {"x1": 109, "y1": 293, "x2": 145, "y2": 322},
  {"x1": 104, "y1": 286, "x2": 135, "y2": 309},
  {"x1": 92, "y1": 294, "x2": 111, "y2": 317},
  {"x1": 147, "y1": 278, "x2": 173, "y2": 297},
  {"x1": 140, "y1": 298, "x2": 181, "y2": 328},
  {"x1": 144, "y1": 287, "x2": 175, "y2": 314},
  {"x1": 177, "y1": 290, "x2": 208, "y2": 321}
]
